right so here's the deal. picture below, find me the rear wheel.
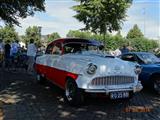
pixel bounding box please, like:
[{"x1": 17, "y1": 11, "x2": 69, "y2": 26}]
[
  {"x1": 153, "y1": 79, "x2": 160, "y2": 94},
  {"x1": 64, "y1": 78, "x2": 84, "y2": 106},
  {"x1": 36, "y1": 73, "x2": 46, "y2": 84}
]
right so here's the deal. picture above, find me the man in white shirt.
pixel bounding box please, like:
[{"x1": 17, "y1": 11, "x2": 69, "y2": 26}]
[
  {"x1": 10, "y1": 41, "x2": 20, "y2": 55},
  {"x1": 27, "y1": 39, "x2": 37, "y2": 74},
  {"x1": 114, "y1": 48, "x2": 122, "y2": 57}
]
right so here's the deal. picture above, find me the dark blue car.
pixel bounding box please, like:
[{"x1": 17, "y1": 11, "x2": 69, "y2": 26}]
[{"x1": 121, "y1": 52, "x2": 160, "y2": 94}]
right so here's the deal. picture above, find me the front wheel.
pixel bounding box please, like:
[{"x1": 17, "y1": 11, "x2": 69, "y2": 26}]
[{"x1": 64, "y1": 79, "x2": 84, "y2": 106}]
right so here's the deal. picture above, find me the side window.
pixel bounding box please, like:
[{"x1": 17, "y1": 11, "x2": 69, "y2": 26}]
[
  {"x1": 64, "y1": 45, "x2": 73, "y2": 54},
  {"x1": 45, "y1": 44, "x2": 54, "y2": 54},
  {"x1": 63, "y1": 43, "x2": 82, "y2": 54},
  {"x1": 122, "y1": 54, "x2": 137, "y2": 62},
  {"x1": 135, "y1": 55, "x2": 144, "y2": 64},
  {"x1": 51, "y1": 42, "x2": 62, "y2": 55}
]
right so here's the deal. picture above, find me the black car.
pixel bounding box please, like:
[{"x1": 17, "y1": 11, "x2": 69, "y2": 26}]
[{"x1": 120, "y1": 52, "x2": 160, "y2": 94}]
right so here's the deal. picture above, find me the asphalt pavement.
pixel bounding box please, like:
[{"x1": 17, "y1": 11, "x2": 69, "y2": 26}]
[{"x1": 0, "y1": 68, "x2": 159, "y2": 120}]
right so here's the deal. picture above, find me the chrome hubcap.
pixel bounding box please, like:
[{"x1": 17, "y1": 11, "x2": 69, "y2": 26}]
[
  {"x1": 65, "y1": 82, "x2": 75, "y2": 101},
  {"x1": 37, "y1": 74, "x2": 40, "y2": 81},
  {"x1": 154, "y1": 81, "x2": 160, "y2": 94},
  {"x1": 66, "y1": 89, "x2": 72, "y2": 101}
]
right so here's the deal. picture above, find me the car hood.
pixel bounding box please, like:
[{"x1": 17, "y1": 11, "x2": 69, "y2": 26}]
[
  {"x1": 62, "y1": 52, "x2": 136, "y2": 76},
  {"x1": 141, "y1": 63, "x2": 160, "y2": 71}
]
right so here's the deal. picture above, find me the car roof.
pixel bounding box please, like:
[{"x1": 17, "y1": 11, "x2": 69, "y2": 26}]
[{"x1": 48, "y1": 38, "x2": 103, "y2": 46}]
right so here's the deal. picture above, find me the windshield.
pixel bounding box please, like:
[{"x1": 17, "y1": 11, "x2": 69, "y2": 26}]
[
  {"x1": 138, "y1": 53, "x2": 160, "y2": 64},
  {"x1": 63, "y1": 42, "x2": 104, "y2": 54}
]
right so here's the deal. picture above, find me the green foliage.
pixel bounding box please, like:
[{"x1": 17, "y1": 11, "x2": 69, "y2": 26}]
[
  {"x1": 0, "y1": 0, "x2": 45, "y2": 26},
  {"x1": 106, "y1": 33, "x2": 126, "y2": 51},
  {"x1": 19, "y1": 35, "x2": 26, "y2": 43},
  {"x1": 73, "y1": 0, "x2": 132, "y2": 34},
  {"x1": 66, "y1": 30, "x2": 125, "y2": 50},
  {"x1": 126, "y1": 24, "x2": 144, "y2": 39},
  {"x1": 48, "y1": 32, "x2": 61, "y2": 43},
  {"x1": 67, "y1": 30, "x2": 92, "y2": 39},
  {"x1": 0, "y1": 25, "x2": 19, "y2": 43},
  {"x1": 24, "y1": 26, "x2": 41, "y2": 46},
  {"x1": 128, "y1": 38, "x2": 158, "y2": 52},
  {"x1": 66, "y1": 30, "x2": 158, "y2": 52}
]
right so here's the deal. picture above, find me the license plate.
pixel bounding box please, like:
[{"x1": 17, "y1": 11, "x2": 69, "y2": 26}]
[{"x1": 110, "y1": 91, "x2": 129, "y2": 99}]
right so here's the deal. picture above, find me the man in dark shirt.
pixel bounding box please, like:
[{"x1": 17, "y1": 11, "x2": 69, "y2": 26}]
[
  {"x1": 4, "y1": 40, "x2": 11, "y2": 68},
  {"x1": 120, "y1": 45, "x2": 129, "y2": 54}
]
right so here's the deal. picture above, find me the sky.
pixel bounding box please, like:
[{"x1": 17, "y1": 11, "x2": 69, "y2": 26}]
[{"x1": 0, "y1": 0, "x2": 160, "y2": 39}]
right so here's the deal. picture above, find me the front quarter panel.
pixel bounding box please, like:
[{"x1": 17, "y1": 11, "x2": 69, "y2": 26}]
[{"x1": 139, "y1": 65, "x2": 160, "y2": 85}]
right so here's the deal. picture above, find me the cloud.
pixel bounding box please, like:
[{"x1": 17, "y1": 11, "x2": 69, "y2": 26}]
[
  {"x1": 15, "y1": 0, "x2": 84, "y2": 37},
  {"x1": 11, "y1": 0, "x2": 160, "y2": 40},
  {"x1": 121, "y1": 1, "x2": 160, "y2": 39}
]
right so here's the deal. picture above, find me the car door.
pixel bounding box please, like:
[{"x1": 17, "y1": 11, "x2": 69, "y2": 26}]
[
  {"x1": 36, "y1": 43, "x2": 53, "y2": 78},
  {"x1": 47, "y1": 42, "x2": 64, "y2": 87}
]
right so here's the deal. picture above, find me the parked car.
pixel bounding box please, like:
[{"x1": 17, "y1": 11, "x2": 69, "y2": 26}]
[
  {"x1": 120, "y1": 52, "x2": 160, "y2": 94},
  {"x1": 35, "y1": 38, "x2": 143, "y2": 105}
]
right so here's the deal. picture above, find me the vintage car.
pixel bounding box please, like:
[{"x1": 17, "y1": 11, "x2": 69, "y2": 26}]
[
  {"x1": 121, "y1": 52, "x2": 160, "y2": 94},
  {"x1": 35, "y1": 38, "x2": 143, "y2": 105}
]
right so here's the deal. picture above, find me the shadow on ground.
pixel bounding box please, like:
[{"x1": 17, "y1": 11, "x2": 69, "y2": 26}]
[{"x1": 0, "y1": 69, "x2": 159, "y2": 120}]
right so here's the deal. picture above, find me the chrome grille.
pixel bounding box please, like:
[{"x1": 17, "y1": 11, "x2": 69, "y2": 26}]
[{"x1": 91, "y1": 76, "x2": 134, "y2": 86}]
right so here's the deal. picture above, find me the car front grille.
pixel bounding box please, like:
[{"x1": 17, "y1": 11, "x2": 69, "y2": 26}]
[{"x1": 90, "y1": 76, "x2": 135, "y2": 86}]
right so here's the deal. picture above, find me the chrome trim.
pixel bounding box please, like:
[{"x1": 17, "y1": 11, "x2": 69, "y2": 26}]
[
  {"x1": 85, "y1": 88, "x2": 133, "y2": 93},
  {"x1": 90, "y1": 76, "x2": 135, "y2": 86},
  {"x1": 85, "y1": 81, "x2": 143, "y2": 94}
]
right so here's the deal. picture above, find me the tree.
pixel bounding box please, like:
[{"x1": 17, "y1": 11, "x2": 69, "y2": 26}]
[
  {"x1": 126, "y1": 24, "x2": 144, "y2": 39},
  {"x1": 48, "y1": 32, "x2": 61, "y2": 43},
  {"x1": 0, "y1": 25, "x2": 19, "y2": 43},
  {"x1": 129, "y1": 38, "x2": 158, "y2": 52},
  {"x1": 73, "y1": 0, "x2": 132, "y2": 35},
  {"x1": 67, "y1": 30, "x2": 92, "y2": 39},
  {"x1": 66, "y1": 30, "x2": 158, "y2": 52},
  {"x1": 116, "y1": 31, "x2": 123, "y2": 38},
  {"x1": 0, "y1": 0, "x2": 45, "y2": 26},
  {"x1": 24, "y1": 26, "x2": 41, "y2": 46},
  {"x1": 66, "y1": 30, "x2": 125, "y2": 50}
]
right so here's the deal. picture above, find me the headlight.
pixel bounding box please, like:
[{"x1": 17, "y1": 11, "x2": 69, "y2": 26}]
[
  {"x1": 86, "y1": 63, "x2": 97, "y2": 75},
  {"x1": 134, "y1": 65, "x2": 142, "y2": 74}
]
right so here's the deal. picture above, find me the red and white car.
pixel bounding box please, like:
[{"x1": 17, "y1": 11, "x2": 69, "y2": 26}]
[{"x1": 35, "y1": 38, "x2": 143, "y2": 105}]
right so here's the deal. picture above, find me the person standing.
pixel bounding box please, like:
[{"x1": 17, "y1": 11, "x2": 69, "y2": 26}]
[
  {"x1": 114, "y1": 48, "x2": 122, "y2": 57},
  {"x1": 10, "y1": 40, "x2": 20, "y2": 69},
  {"x1": 10, "y1": 40, "x2": 20, "y2": 57},
  {"x1": 0, "y1": 39, "x2": 4, "y2": 67},
  {"x1": 27, "y1": 39, "x2": 37, "y2": 74},
  {"x1": 4, "y1": 40, "x2": 11, "y2": 69},
  {"x1": 120, "y1": 45, "x2": 129, "y2": 54}
]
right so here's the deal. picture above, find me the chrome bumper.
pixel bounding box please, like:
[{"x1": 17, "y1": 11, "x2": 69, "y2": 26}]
[{"x1": 85, "y1": 81, "x2": 143, "y2": 95}]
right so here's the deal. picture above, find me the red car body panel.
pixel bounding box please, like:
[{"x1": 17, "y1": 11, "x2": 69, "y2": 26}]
[{"x1": 35, "y1": 64, "x2": 78, "y2": 89}]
